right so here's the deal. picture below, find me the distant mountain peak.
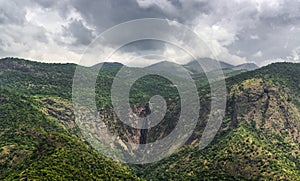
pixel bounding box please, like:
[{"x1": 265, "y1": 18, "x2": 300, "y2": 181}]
[
  {"x1": 91, "y1": 62, "x2": 124, "y2": 68},
  {"x1": 102, "y1": 62, "x2": 124, "y2": 66},
  {"x1": 233, "y1": 62, "x2": 259, "y2": 71},
  {"x1": 183, "y1": 58, "x2": 234, "y2": 74}
]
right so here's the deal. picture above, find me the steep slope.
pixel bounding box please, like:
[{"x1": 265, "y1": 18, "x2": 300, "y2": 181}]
[
  {"x1": 2, "y1": 57, "x2": 300, "y2": 180},
  {"x1": 0, "y1": 57, "x2": 124, "y2": 100},
  {"x1": 138, "y1": 120, "x2": 300, "y2": 180},
  {"x1": 226, "y1": 78, "x2": 300, "y2": 141},
  {"x1": 0, "y1": 57, "x2": 76, "y2": 99},
  {"x1": 133, "y1": 63, "x2": 300, "y2": 180},
  {"x1": 0, "y1": 88, "x2": 140, "y2": 180}
]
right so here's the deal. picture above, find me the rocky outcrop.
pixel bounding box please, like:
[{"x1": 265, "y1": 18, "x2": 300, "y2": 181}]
[{"x1": 226, "y1": 78, "x2": 300, "y2": 143}]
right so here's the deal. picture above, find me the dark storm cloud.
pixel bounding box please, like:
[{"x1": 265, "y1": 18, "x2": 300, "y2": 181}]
[
  {"x1": 34, "y1": 0, "x2": 55, "y2": 8},
  {"x1": 71, "y1": 0, "x2": 212, "y2": 31},
  {"x1": 1, "y1": 0, "x2": 300, "y2": 65},
  {"x1": 0, "y1": 0, "x2": 26, "y2": 25},
  {"x1": 118, "y1": 40, "x2": 166, "y2": 54},
  {"x1": 71, "y1": 0, "x2": 168, "y2": 32},
  {"x1": 224, "y1": 0, "x2": 300, "y2": 63},
  {"x1": 63, "y1": 20, "x2": 95, "y2": 45},
  {"x1": 68, "y1": 0, "x2": 212, "y2": 54},
  {"x1": 229, "y1": 20, "x2": 296, "y2": 61}
]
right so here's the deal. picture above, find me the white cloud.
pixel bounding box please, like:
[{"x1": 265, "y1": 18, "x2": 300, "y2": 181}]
[
  {"x1": 191, "y1": 17, "x2": 246, "y2": 65},
  {"x1": 136, "y1": 0, "x2": 178, "y2": 15},
  {"x1": 253, "y1": 50, "x2": 262, "y2": 57},
  {"x1": 258, "y1": 58, "x2": 286, "y2": 67},
  {"x1": 292, "y1": 47, "x2": 300, "y2": 61},
  {"x1": 250, "y1": 35, "x2": 259, "y2": 40},
  {"x1": 25, "y1": 6, "x2": 65, "y2": 33},
  {"x1": 1, "y1": 0, "x2": 300, "y2": 67}
]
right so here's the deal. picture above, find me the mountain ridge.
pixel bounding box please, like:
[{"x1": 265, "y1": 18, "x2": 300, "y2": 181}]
[{"x1": 0, "y1": 57, "x2": 300, "y2": 180}]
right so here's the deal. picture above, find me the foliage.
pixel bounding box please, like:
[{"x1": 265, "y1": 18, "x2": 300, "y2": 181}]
[
  {"x1": 0, "y1": 88, "x2": 140, "y2": 180},
  {"x1": 2, "y1": 58, "x2": 300, "y2": 180}
]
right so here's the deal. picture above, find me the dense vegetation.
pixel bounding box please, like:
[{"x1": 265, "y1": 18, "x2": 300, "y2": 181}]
[
  {"x1": 1, "y1": 57, "x2": 300, "y2": 180},
  {"x1": 133, "y1": 63, "x2": 300, "y2": 180},
  {"x1": 0, "y1": 86, "x2": 139, "y2": 180}
]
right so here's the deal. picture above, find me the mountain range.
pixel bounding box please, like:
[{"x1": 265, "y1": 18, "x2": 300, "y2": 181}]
[
  {"x1": 1, "y1": 57, "x2": 300, "y2": 180},
  {"x1": 146, "y1": 58, "x2": 258, "y2": 75}
]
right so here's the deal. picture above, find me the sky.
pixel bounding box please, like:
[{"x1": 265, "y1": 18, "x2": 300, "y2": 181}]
[{"x1": 0, "y1": 0, "x2": 300, "y2": 67}]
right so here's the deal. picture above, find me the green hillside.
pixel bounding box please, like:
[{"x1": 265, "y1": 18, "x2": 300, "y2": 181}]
[
  {"x1": 133, "y1": 63, "x2": 300, "y2": 180},
  {"x1": 0, "y1": 88, "x2": 140, "y2": 180},
  {"x1": 1, "y1": 57, "x2": 300, "y2": 180},
  {"x1": 102, "y1": 62, "x2": 299, "y2": 179}
]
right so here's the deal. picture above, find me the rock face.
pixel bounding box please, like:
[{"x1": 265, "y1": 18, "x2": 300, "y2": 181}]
[
  {"x1": 2, "y1": 58, "x2": 300, "y2": 179},
  {"x1": 135, "y1": 64, "x2": 300, "y2": 180},
  {"x1": 226, "y1": 78, "x2": 300, "y2": 143}
]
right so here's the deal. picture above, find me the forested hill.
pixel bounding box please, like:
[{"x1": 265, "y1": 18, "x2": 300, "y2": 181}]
[
  {"x1": 1, "y1": 57, "x2": 300, "y2": 180},
  {"x1": 0, "y1": 58, "x2": 140, "y2": 180},
  {"x1": 0, "y1": 87, "x2": 140, "y2": 180},
  {"x1": 136, "y1": 62, "x2": 300, "y2": 180}
]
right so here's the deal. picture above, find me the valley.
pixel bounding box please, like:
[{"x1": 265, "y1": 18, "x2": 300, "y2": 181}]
[{"x1": 1, "y1": 57, "x2": 300, "y2": 180}]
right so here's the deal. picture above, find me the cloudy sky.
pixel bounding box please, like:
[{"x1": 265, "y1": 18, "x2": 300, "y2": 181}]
[{"x1": 0, "y1": 0, "x2": 300, "y2": 67}]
